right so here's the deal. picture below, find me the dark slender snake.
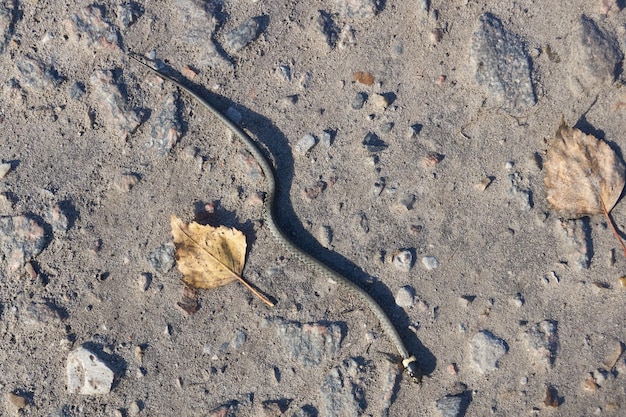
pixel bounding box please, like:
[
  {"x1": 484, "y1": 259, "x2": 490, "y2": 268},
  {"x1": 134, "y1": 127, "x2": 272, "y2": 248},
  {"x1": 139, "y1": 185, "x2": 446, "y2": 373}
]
[{"x1": 130, "y1": 54, "x2": 421, "y2": 383}]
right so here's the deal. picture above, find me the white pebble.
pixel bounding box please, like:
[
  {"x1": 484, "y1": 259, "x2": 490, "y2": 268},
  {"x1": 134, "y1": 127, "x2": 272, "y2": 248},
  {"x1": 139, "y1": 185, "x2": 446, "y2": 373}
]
[
  {"x1": 66, "y1": 347, "x2": 114, "y2": 395},
  {"x1": 296, "y1": 134, "x2": 316, "y2": 154},
  {"x1": 139, "y1": 273, "x2": 151, "y2": 292},
  {"x1": 395, "y1": 285, "x2": 415, "y2": 307},
  {"x1": 511, "y1": 293, "x2": 524, "y2": 307},
  {"x1": 128, "y1": 400, "x2": 141, "y2": 416},
  {"x1": 317, "y1": 225, "x2": 333, "y2": 248},
  {"x1": 392, "y1": 250, "x2": 414, "y2": 271},
  {"x1": 470, "y1": 330, "x2": 508, "y2": 374},
  {"x1": 371, "y1": 93, "x2": 389, "y2": 109},
  {"x1": 0, "y1": 162, "x2": 11, "y2": 179},
  {"x1": 421, "y1": 256, "x2": 439, "y2": 270}
]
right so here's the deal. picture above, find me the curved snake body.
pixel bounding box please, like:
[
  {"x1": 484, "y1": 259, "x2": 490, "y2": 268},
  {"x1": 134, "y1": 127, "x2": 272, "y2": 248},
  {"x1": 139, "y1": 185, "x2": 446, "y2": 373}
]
[{"x1": 131, "y1": 56, "x2": 421, "y2": 382}]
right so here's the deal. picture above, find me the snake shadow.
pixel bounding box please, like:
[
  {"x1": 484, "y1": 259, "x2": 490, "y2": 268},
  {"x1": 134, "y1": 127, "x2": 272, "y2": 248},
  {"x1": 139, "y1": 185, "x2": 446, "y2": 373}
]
[{"x1": 142, "y1": 58, "x2": 436, "y2": 378}]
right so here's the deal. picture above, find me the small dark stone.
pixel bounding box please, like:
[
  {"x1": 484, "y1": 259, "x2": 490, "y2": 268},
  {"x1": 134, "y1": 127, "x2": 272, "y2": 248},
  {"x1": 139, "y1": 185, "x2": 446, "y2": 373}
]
[
  {"x1": 362, "y1": 132, "x2": 387, "y2": 152},
  {"x1": 352, "y1": 92, "x2": 367, "y2": 109}
]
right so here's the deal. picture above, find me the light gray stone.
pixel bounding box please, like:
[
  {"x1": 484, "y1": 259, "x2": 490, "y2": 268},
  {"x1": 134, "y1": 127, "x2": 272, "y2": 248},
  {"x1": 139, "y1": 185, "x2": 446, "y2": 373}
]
[
  {"x1": 320, "y1": 358, "x2": 365, "y2": 416},
  {"x1": 470, "y1": 13, "x2": 535, "y2": 115},
  {"x1": 66, "y1": 347, "x2": 114, "y2": 395},
  {"x1": 470, "y1": 330, "x2": 508, "y2": 374},
  {"x1": 224, "y1": 17, "x2": 263, "y2": 52}
]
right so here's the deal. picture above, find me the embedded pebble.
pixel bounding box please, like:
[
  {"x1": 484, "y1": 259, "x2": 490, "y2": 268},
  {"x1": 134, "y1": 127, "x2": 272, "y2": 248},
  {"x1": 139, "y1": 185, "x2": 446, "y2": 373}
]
[
  {"x1": 429, "y1": 28, "x2": 444, "y2": 44},
  {"x1": 320, "y1": 358, "x2": 365, "y2": 416},
  {"x1": 238, "y1": 149, "x2": 264, "y2": 181},
  {"x1": 208, "y1": 402, "x2": 239, "y2": 417},
  {"x1": 265, "y1": 318, "x2": 343, "y2": 366},
  {"x1": 224, "y1": 17, "x2": 263, "y2": 52},
  {"x1": 0, "y1": 215, "x2": 48, "y2": 274},
  {"x1": 116, "y1": 2, "x2": 140, "y2": 28},
  {"x1": 0, "y1": 162, "x2": 11, "y2": 179},
  {"x1": 46, "y1": 203, "x2": 69, "y2": 234},
  {"x1": 16, "y1": 55, "x2": 61, "y2": 90},
  {"x1": 424, "y1": 152, "x2": 445, "y2": 167},
  {"x1": 393, "y1": 250, "x2": 414, "y2": 272},
  {"x1": 139, "y1": 273, "x2": 151, "y2": 292},
  {"x1": 21, "y1": 299, "x2": 62, "y2": 328},
  {"x1": 380, "y1": 122, "x2": 394, "y2": 134},
  {"x1": 147, "y1": 242, "x2": 175, "y2": 274},
  {"x1": 66, "y1": 347, "x2": 114, "y2": 395},
  {"x1": 303, "y1": 180, "x2": 327, "y2": 200},
  {"x1": 435, "y1": 394, "x2": 466, "y2": 417},
  {"x1": 334, "y1": 0, "x2": 379, "y2": 19},
  {"x1": 352, "y1": 92, "x2": 367, "y2": 109},
  {"x1": 113, "y1": 173, "x2": 140, "y2": 192},
  {"x1": 296, "y1": 134, "x2": 317, "y2": 154},
  {"x1": 572, "y1": 15, "x2": 622, "y2": 87},
  {"x1": 524, "y1": 320, "x2": 558, "y2": 366},
  {"x1": 476, "y1": 176, "x2": 492, "y2": 191},
  {"x1": 231, "y1": 329, "x2": 247, "y2": 349},
  {"x1": 511, "y1": 293, "x2": 524, "y2": 307},
  {"x1": 320, "y1": 130, "x2": 333, "y2": 147},
  {"x1": 292, "y1": 407, "x2": 317, "y2": 417},
  {"x1": 408, "y1": 123, "x2": 423, "y2": 138},
  {"x1": 275, "y1": 63, "x2": 292, "y2": 81},
  {"x1": 421, "y1": 255, "x2": 439, "y2": 270},
  {"x1": 470, "y1": 330, "x2": 508, "y2": 374},
  {"x1": 128, "y1": 401, "x2": 141, "y2": 416},
  {"x1": 362, "y1": 132, "x2": 387, "y2": 152},
  {"x1": 555, "y1": 218, "x2": 591, "y2": 269},
  {"x1": 65, "y1": 5, "x2": 120, "y2": 51},
  {"x1": 0, "y1": 0, "x2": 15, "y2": 55},
  {"x1": 371, "y1": 93, "x2": 389, "y2": 109},
  {"x1": 507, "y1": 172, "x2": 532, "y2": 211},
  {"x1": 90, "y1": 70, "x2": 140, "y2": 139},
  {"x1": 6, "y1": 392, "x2": 27, "y2": 411},
  {"x1": 353, "y1": 71, "x2": 375, "y2": 86},
  {"x1": 338, "y1": 25, "x2": 356, "y2": 49},
  {"x1": 175, "y1": 0, "x2": 228, "y2": 68},
  {"x1": 68, "y1": 81, "x2": 85, "y2": 100},
  {"x1": 470, "y1": 13, "x2": 536, "y2": 115},
  {"x1": 149, "y1": 92, "x2": 182, "y2": 155},
  {"x1": 317, "y1": 225, "x2": 333, "y2": 248},
  {"x1": 395, "y1": 285, "x2": 415, "y2": 307},
  {"x1": 356, "y1": 212, "x2": 369, "y2": 233},
  {"x1": 398, "y1": 193, "x2": 416, "y2": 211}
]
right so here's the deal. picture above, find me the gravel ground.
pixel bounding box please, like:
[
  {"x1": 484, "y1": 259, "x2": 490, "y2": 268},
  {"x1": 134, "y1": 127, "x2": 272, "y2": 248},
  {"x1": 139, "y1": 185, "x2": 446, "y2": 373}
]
[{"x1": 1, "y1": 1, "x2": 626, "y2": 416}]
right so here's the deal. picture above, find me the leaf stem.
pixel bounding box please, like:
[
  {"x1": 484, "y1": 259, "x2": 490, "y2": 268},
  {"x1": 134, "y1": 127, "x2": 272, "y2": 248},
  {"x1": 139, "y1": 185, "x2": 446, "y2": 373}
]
[{"x1": 601, "y1": 198, "x2": 626, "y2": 258}]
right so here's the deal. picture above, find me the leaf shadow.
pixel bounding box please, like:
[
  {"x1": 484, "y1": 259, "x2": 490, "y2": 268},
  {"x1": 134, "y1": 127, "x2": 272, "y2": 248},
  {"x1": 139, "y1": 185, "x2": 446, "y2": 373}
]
[{"x1": 134, "y1": 57, "x2": 436, "y2": 377}]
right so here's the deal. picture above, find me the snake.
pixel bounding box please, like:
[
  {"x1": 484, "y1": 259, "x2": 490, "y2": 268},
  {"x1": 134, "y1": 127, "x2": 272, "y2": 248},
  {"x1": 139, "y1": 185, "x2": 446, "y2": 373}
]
[{"x1": 130, "y1": 54, "x2": 421, "y2": 383}]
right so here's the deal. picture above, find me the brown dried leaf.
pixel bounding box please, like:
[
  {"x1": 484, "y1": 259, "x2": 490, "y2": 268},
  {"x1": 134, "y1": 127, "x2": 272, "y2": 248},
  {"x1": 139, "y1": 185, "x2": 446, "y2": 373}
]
[
  {"x1": 171, "y1": 215, "x2": 246, "y2": 289},
  {"x1": 171, "y1": 215, "x2": 274, "y2": 306},
  {"x1": 544, "y1": 119, "x2": 625, "y2": 218}
]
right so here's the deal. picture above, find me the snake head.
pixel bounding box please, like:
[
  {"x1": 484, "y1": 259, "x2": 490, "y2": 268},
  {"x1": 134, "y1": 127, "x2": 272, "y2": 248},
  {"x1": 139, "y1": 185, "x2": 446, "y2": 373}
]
[{"x1": 402, "y1": 356, "x2": 422, "y2": 384}]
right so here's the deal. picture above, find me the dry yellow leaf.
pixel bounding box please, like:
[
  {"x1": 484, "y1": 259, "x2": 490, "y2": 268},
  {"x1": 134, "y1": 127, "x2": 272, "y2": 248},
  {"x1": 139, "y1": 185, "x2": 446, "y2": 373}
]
[
  {"x1": 544, "y1": 118, "x2": 626, "y2": 256},
  {"x1": 544, "y1": 119, "x2": 625, "y2": 218},
  {"x1": 170, "y1": 215, "x2": 274, "y2": 306}
]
